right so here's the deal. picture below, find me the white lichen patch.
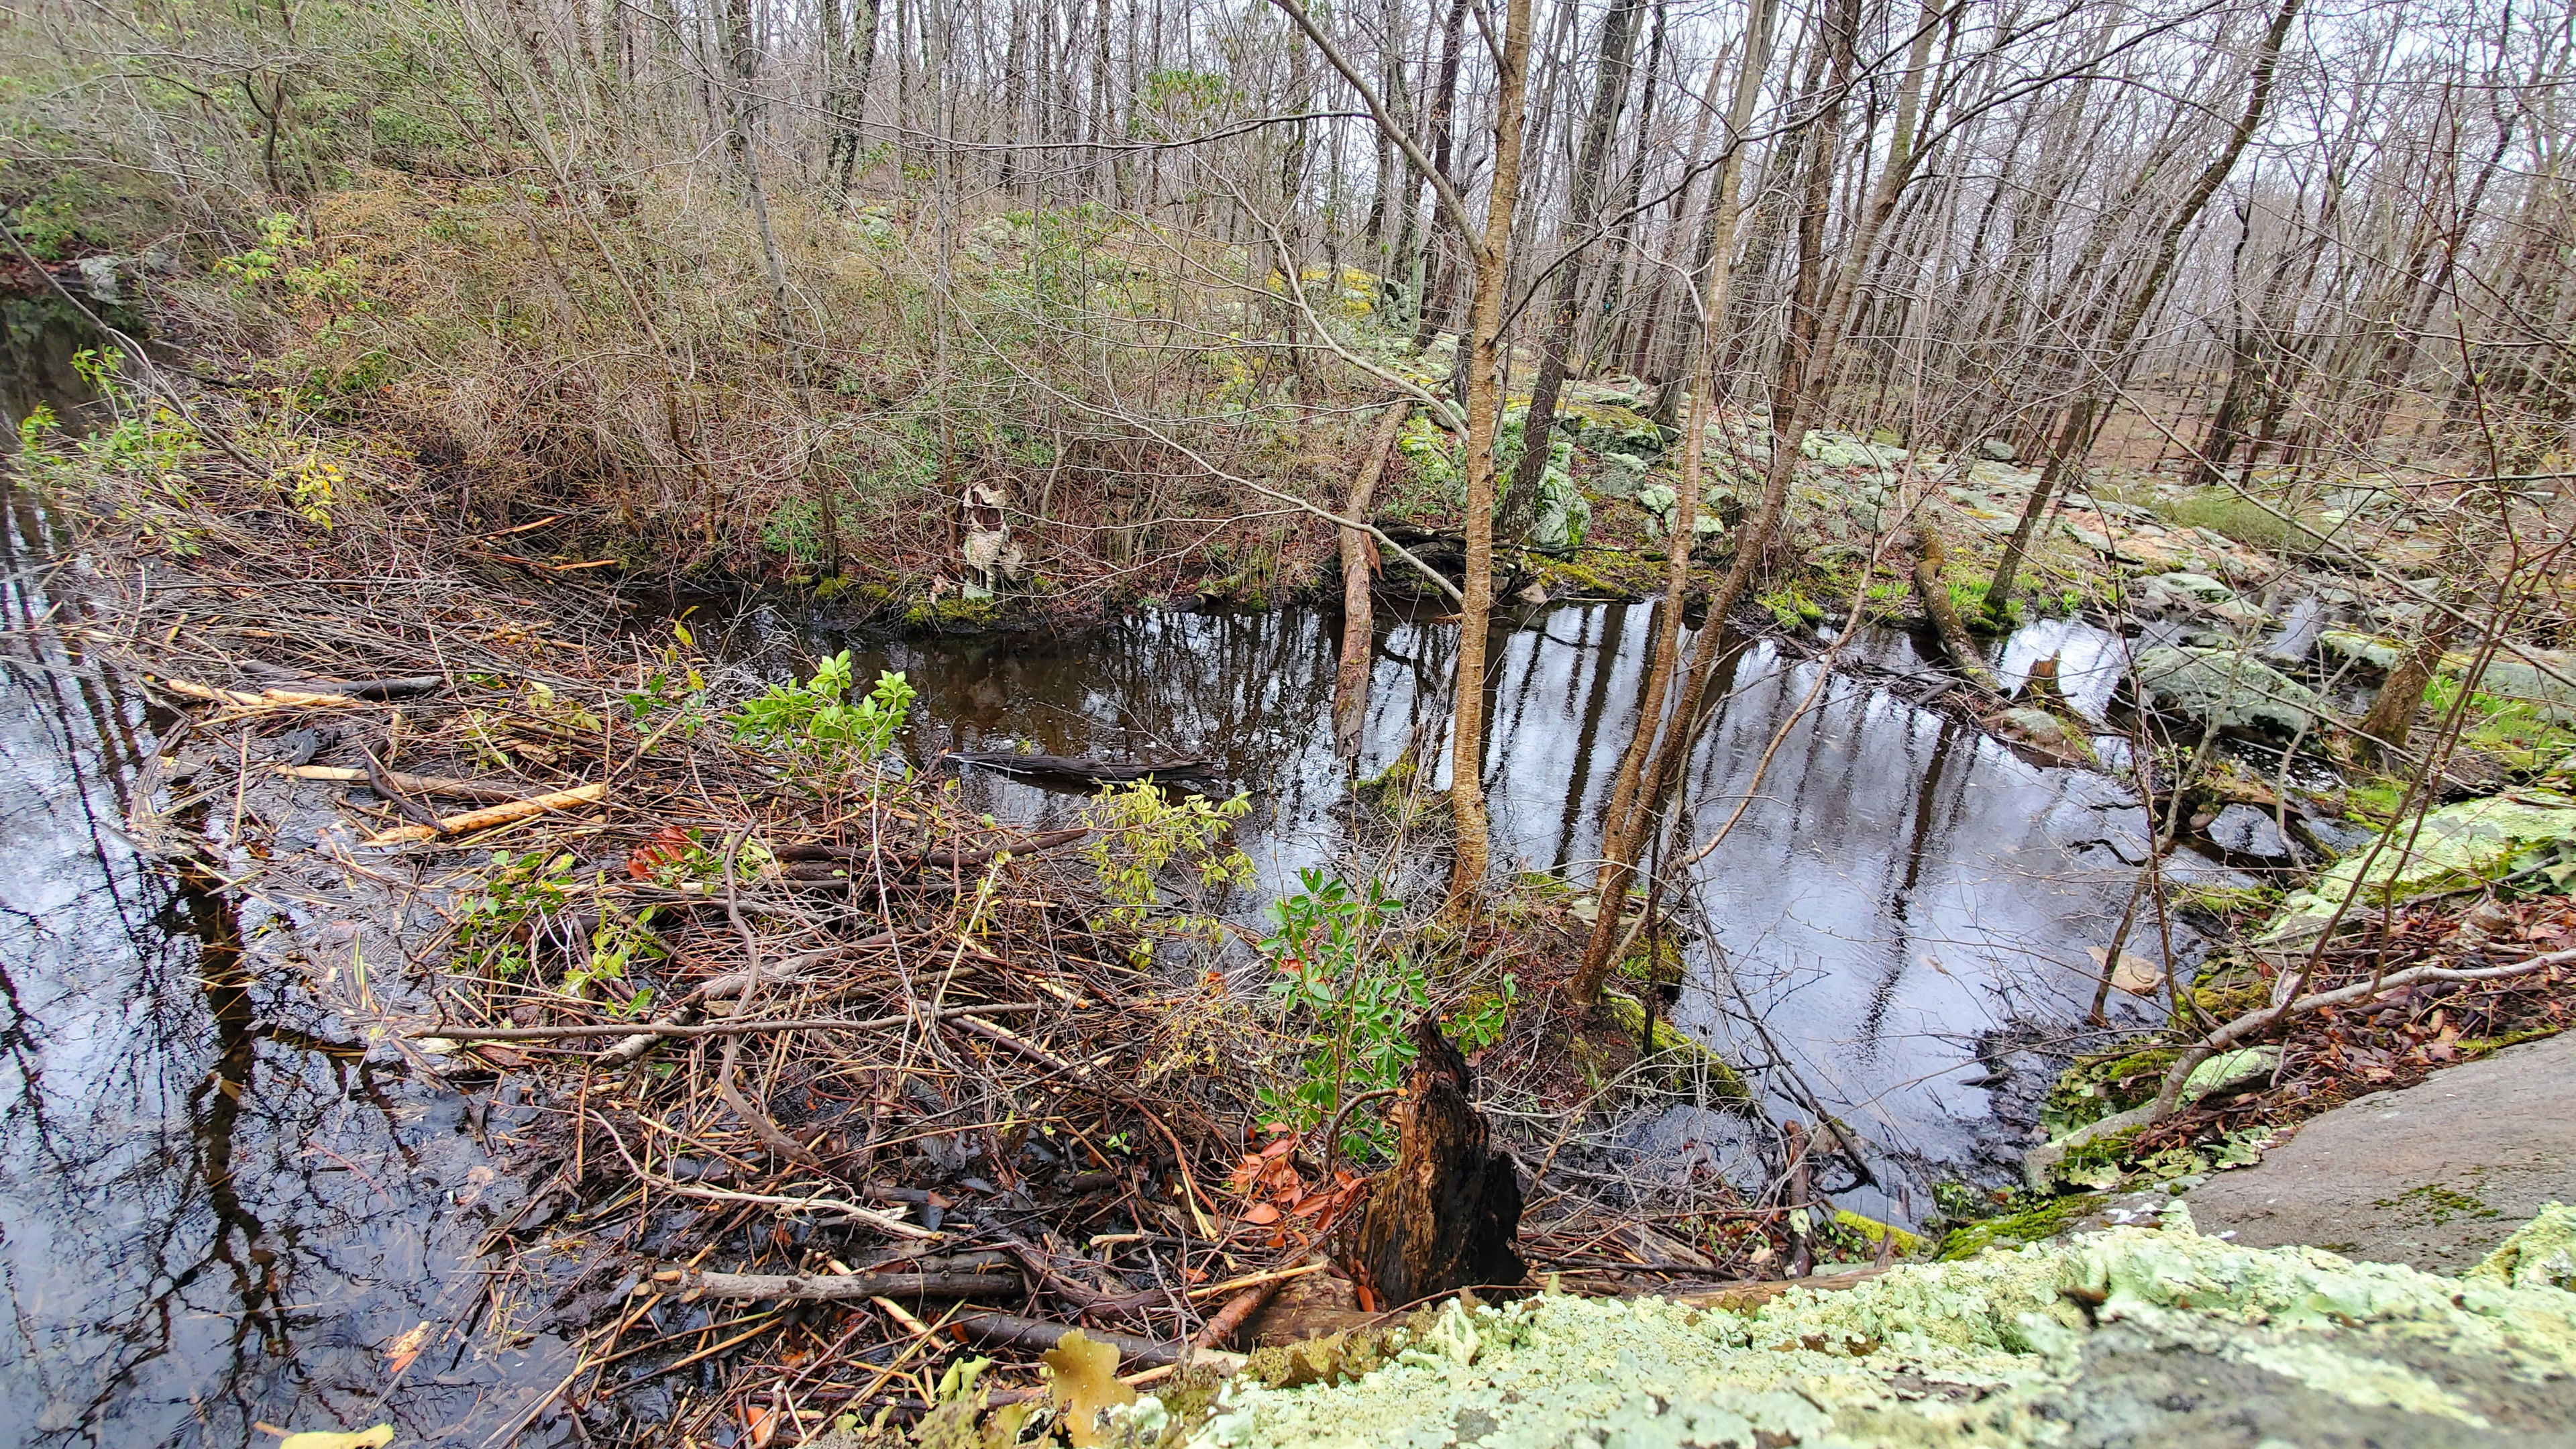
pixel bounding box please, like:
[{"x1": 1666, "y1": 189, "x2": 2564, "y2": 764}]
[{"x1": 1191, "y1": 1210, "x2": 2576, "y2": 1449}]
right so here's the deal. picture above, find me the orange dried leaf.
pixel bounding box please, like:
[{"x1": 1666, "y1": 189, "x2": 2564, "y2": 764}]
[{"x1": 382, "y1": 1322, "x2": 429, "y2": 1379}]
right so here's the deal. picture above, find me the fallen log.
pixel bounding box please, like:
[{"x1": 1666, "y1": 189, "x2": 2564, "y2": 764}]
[
  {"x1": 659, "y1": 1267, "x2": 1021, "y2": 1302},
  {"x1": 945, "y1": 751, "x2": 1220, "y2": 785},
  {"x1": 1909, "y1": 531, "x2": 1998, "y2": 693},
  {"x1": 280, "y1": 763, "x2": 530, "y2": 803},
  {"x1": 362, "y1": 781, "x2": 606, "y2": 845}
]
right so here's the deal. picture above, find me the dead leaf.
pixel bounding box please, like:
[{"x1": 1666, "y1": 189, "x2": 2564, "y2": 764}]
[
  {"x1": 626, "y1": 824, "x2": 690, "y2": 881},
  {"x1": 744, "y1": 1405, "x2": 780, "y2": 1449},
  {"x1": 2090, "y1": 947, "x2": 2164, "y2": 996},
  {"x1": 1040, "y1": 1330, "x2": 1134, "y2": 1449},
  {"x1": 277, "y1": 1427, "x2": 394, "y2": 1449},
  {"x1": 1238, "y1": 1201, "x2": 1281, "y2": 1226},
  {"x1": 383, "y1": 1322, "x2": 430, "y2": 1378}
]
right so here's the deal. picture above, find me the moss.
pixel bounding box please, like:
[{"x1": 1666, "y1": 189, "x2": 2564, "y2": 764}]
[
  {"x1": 1241, "y1": 1326, "x2": 1407, "y2": 1391},
  {"x1": 2457, "y1": 1024, "x2": 2564, "y2": 1059},
  {"x1": 1602, "y1": 991, "x2": 1752, "y2": 1100},
  {"x1": 1933, "y1": 1191, "x2": 2108, "y2": 1260},
  {"x1": 1831, "y1": 1209, "x2": 1925, "y2": 1260},
  {"x1": 902, "y1": 592, "x2": 1004, "y2": 630}
]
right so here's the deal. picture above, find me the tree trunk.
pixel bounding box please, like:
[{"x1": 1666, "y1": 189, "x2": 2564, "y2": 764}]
[
  {"x1": 1567, "y1": 0, "x2": 1782, "y2": 1005},
  {"x1": 2358, "y1": 616, "x2": 2461, "y2": 762},
  {"x1": 1335, "y1": 402, "x2": 1413, "y2": 763},
  {"x1": 1984, "y1": 0, "x2": 2305, "y2": 616},
  {"x1": 1441, "y1": 0, "x2": 1537, "y2": 906},
  {"x1": 1499, "y1": 0, "x2": 1644, "y2": 547}
]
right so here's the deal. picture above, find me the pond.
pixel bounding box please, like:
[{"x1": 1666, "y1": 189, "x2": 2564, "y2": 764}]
[
  {"x1": 2, "y1": 328, "x2": 2229, "y2": 1436},
  {"x1": 704, "y1": 594, "x2": 2216, "y2": 1221},
  {"x1": 0, "y1": 488, "x2": 583, "y2": 1448}
]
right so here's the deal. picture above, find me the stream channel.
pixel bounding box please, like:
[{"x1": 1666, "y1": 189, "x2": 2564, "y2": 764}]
[{"x1": 0, "y1": 450, "x2": 2252, "y2": 1444}]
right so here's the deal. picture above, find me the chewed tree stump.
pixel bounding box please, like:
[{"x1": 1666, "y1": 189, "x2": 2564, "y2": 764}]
[{"x1": 1338, "y1": 1019, "x2": 1526, "y2": 1308}]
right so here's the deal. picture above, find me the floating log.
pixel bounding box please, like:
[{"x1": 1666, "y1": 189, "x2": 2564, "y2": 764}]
[
  {"x1": 945, "y1": 751, "x2": 1220, "y2": 784},
  {"x1": 1339, "y1": 1019, "x2": 1526, "y2": 1308}
]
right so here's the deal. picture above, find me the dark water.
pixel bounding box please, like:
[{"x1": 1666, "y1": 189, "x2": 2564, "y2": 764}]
[
  {"x1": 0, "y1": 491, "x2": 580, "y2": 1448},
  {"x1": 709, "y1": 597, "x2": 2214, "y2": 1220}
]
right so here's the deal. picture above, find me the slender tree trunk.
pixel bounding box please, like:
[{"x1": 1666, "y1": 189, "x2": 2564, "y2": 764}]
[
  {"x1": 1441, "y1": 0, "x2": 1537, "y2": 906},
  {"x1": 1336, "y1": 402, "x2": 1414, "y2": 761},
  {"x1": 1568, "y1": 0, "x2": 1782, "y2": 1003},
  {"x1": 1499, "y1": 0, "x2": 1644, "y2": 546},
  {"x1": 1409, "y1": 0, "x2": 1472, "y2": 353}
]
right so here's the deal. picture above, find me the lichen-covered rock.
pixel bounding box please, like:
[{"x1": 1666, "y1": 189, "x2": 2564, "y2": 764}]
[
  {"x1": 1187, "y1": 1209, "x2": 2576, "y2": 1448},
  {"x1": 2134, "y1": 645, "x2": 2325, "y2": 734},
  {"x1": 2469, "y1": 1201, "x2": 2576, "y2": 1292},
  {"x1": 2263, "y1": 790, "x2": 2576, "y2": 941}
]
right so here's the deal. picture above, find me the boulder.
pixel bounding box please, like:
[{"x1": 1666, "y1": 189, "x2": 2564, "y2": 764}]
[
  {"x1": 2262, "y1": 790, "x2": 2576, "y2": 941},
  {"x1": 2133, "y1": 645, "x2": 2326, "y2": 735},
  {"x1": 2206, "y1": 803, "x2": 2294, "y2": 861},
  {"x1": 1978, "y1": 436, "x2": 2018, "y2": 462}
]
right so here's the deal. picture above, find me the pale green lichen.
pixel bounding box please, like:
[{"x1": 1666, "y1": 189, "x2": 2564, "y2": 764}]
[
  {"x1": 2468, "y1": 1200, "x2": 2576, "y2": 1293},
  {"x1": 2263, "y1": 791, "x2": 2576, "y2": 941},
  {"x1": 1188, "y1": 1207, "x2": 2576, "y2": 1448}
]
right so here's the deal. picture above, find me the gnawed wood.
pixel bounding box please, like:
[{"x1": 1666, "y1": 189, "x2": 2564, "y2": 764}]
[
  {"x1": 362, "y1": 782, "x2": 606, "y2": 844},
  {"x1": 1339, "y1": 1020, "x2": 1525, "y2": 1307}
]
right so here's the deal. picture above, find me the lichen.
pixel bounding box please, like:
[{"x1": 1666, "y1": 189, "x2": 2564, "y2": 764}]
[
  {"x1": 1191, "y1": 1208, "x2": 2576, "y2": 1448},
  {"x1": 2263, "y1": 791, "x2": 2576, "y2": 941},
  {"x1": 2469, "y1": 1201, "x2": 2576, "y2": 1293}
]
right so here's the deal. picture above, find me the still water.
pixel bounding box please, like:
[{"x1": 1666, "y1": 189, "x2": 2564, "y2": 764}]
[
  {"x1": 0, "y1": 491, "x2": 580, "y2": 1447},
  {"x1": 708, "y1": 597, "x2": 2196, "y2": 1217}
]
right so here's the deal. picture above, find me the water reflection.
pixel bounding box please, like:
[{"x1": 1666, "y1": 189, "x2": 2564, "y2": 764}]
[
  {"x1": 716, "y1": 598, "x2": 2194, "y2": 1214},
  {"x1": 0, "y1": 491, "x2": 571, "y2": 1448}
]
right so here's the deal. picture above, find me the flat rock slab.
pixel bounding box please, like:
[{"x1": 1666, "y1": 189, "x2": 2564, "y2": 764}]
[{"x1": 2186, "y1": 1029, "x2": 2576, "y2": 1273}]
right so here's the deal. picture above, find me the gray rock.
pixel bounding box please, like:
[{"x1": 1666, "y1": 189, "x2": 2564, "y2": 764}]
[
  {"x1": 2207, "y1": 803, "x2": 2292, "y2": 861},
  {"x1": 1996, "y1": 707, "x2": 2072, "y2": 747},
  {"x1": 1978, "y1": 437, "x2": 2018, "y2": 462},
  {"x1": 2134, "y1": 645, "x2": 2326, "y2": 735}
]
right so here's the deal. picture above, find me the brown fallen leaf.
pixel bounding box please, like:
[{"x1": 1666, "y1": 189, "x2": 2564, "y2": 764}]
[{"x1": 384, "y1": 1321, "x2": 430, "y2": 1378}]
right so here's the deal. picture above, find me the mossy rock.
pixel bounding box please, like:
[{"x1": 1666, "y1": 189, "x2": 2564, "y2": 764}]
[
  {"x1": 902, "y1": 592, "x2": 1004, "y2": 630},
  {"x1": 1602, "y1": 991, "x2": 1750, "y2": 1099},
  {"x1": 1934, "y1": 1191, "x2": 2110, "y2": 1260}
]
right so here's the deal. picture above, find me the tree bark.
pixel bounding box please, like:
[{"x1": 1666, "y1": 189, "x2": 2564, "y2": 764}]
[
  {"x1": 1984, "y1": 0, "x2": 2304, "y2": 616},
  {"x1": 1336, "y1": 402, "x2": 1414, "y2": 763},
  {"x1": 1499, "y1": 0, "x2": 1644, "y2": 547},
  {"x1": 1441, "y1": 0, "x2": 1536, "y2": 905}
]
